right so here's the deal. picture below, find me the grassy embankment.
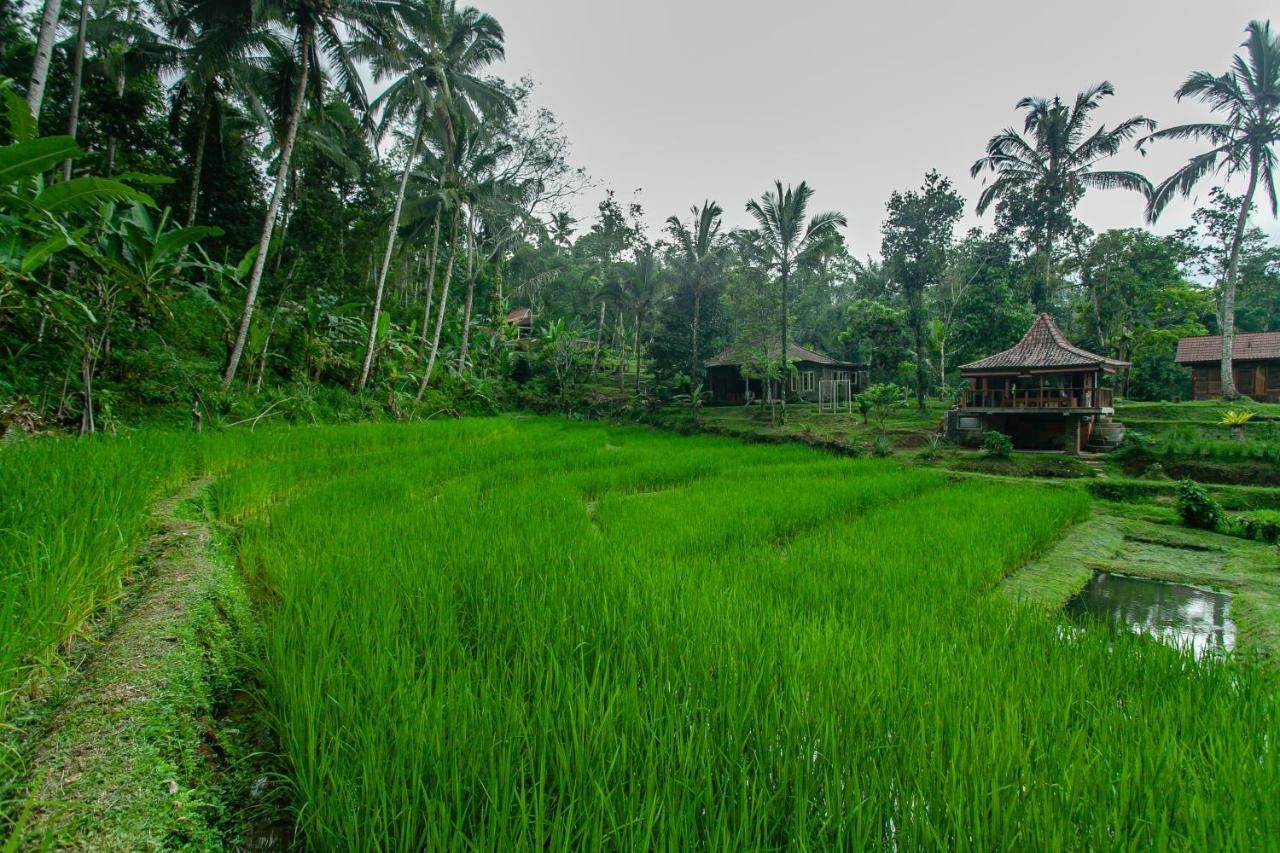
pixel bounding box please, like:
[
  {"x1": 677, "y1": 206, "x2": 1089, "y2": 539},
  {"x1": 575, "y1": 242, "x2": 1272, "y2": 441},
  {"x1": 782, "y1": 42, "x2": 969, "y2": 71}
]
[{"x1": 3, "y1": 417, "x2": 1279, "y2": 847}]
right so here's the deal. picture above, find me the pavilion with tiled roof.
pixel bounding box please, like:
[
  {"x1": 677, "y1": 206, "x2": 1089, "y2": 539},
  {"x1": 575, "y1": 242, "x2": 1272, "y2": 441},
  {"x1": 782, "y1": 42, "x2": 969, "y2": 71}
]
[
  {"x1": 961, "y1": 313, "x2": 1130, "y2": 375},
  {"x1": 947, "y1": 313, "x2": 1128, "y2": 452}
]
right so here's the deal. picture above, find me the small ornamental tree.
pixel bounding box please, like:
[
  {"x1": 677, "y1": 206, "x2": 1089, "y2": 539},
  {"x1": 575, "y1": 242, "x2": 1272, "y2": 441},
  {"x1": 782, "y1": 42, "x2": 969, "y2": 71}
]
[{"x1": 859, "y1": 383, "x2": 905, "y2": 435}]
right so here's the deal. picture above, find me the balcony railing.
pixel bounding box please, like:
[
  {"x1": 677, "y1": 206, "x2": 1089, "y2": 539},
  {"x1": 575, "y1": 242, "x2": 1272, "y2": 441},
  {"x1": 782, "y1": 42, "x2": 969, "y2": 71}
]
[{"x1": 960, "y1": 387, "x2": 1113, "y2": 409}]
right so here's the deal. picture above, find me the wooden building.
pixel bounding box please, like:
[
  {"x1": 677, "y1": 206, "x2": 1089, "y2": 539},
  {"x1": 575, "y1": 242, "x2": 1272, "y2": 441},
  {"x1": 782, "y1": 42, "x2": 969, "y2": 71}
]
[
  {"x1": 704, "y1": 344, "x2": 866, "y2": 404},
  {"x1": 946, "y1": 313, "x2": 1128, "y2": 452},
  {"x1": 506, "y1": 308, "x2": 533, "y2": 340},
  {"x1": 1174, "y1": 332, "x2": 1280, "y2": 402}
]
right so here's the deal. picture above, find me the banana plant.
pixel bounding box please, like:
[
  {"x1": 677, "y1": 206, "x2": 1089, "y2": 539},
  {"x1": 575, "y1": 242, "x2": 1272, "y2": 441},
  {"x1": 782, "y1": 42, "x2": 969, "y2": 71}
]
[
  {"x1": 66, "y1": 201, "x2": 221, "y2": 433},
  {"x1": 0, "y1": 85, "x2": 155, "y2": 323}
]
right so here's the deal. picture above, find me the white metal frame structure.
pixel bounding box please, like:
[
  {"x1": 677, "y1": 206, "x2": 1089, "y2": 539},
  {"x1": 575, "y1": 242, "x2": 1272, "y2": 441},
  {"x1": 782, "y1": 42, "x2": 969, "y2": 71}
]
[{"x1": 818, "y1": 378, "x2": 853, "y2": 413}]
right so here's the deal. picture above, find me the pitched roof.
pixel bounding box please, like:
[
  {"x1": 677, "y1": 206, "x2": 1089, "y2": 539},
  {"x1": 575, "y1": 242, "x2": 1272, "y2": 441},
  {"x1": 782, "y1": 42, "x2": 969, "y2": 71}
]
[
  {"x1": 1175, "y1": 331, "x2": 1280, "y2": 364},
  {"x1": 706, "y1": 342, "x2": 863, "y2": 369},
  {"x1": 960, "y1": 313, "x2": 1130, "y2": 373},
  {"x1": 506, "y1": 308, "x2": 533, "y2": 325}
]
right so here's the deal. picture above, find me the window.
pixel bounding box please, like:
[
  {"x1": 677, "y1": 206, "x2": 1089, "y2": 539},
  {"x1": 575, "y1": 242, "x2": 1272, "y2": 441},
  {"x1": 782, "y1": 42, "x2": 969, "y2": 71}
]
[
  {"x1": 790, "y1": 372, "x2": 797, "y2": 392},
  {"x1": 803, "y1": 371, "x2": 816, "y2": 392}
]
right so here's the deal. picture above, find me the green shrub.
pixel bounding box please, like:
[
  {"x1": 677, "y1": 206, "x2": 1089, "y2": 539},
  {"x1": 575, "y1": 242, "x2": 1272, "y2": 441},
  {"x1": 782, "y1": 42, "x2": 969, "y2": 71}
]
[
  {"x1": 1177, "y1": 479, "x2": 1223, "y2": 530},
  {"x1": 981, "y1": 430, "x2": 1012, "y2": 459},
  {"x1": 1232, "y1": 510, "x2": 1280, "y2": 544},
  {"x1": 871, "y1": 435, "x2": 893, "y2": 457},
  {"x1": 917, "y1": 433, "x2": 943, "y2": 461}
]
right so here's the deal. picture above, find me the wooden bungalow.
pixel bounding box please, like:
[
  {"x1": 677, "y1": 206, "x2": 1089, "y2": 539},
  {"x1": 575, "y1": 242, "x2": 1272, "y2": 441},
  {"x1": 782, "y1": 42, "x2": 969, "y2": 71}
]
[
  {"x1": 506, "y1": 308, "x2": 533, "y2": 340},
  {"x1": 704, "y1": 344, "x2": 867, "y2": 404},
  {"x1": 1174, "y1": 331, "x2": 1280, "y2": 402},
  {"x1": 946, "y1": 313, "x2": 1128, "y2": 452}
]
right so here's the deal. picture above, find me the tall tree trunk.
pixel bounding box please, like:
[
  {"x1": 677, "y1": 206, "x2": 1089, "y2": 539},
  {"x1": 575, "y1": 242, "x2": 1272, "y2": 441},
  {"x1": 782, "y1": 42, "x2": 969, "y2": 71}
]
[
  {"x1": 591, "y1": 300, "x2": 605, "y2": 374},
  {"x1": 417, "y1": 209, "x2": 442, "y2": 359},
  {"x1": 1219, "y1": 155, "x2": 1260, "y2": 400},
  {"x1": 27, "y1": 0, "x2": 62, "y2": 121},
  {"x1": 938, "y1": 334, "x2": 947, "y2": 398},
  {"x1": 456, "y1": 212, "x2": 476, "y2": 375},
  {"x1": 358, "y1": 114, "x2": 424, "y2": 391},
  {"x1": 1037, "y1": 225, "x2": 1053, "y2": 313},
  {"x1": 222, "y1": 24, "x2": 311, "y2": 389},
  {"x1": 78, "y1": 344, "x2": 94, "y2": 435},
  {"x1": 633, "y1": 310, "x2": 641, "y2": 392},
  {"x1": 779, "y1": 261, "x2": 789, "y2": 420},
  {"x1": 416, "y1": 209, "x2": 459, "y2": 402},
  {"x1": 105, "y1": 69, "x2": 126, "y2": 175},
  {"x1": 185, "y1": 100, "x2": 211, "y2": 228},
  {"x1": 913, "y1": 308, "x2": 926, "y2": 411},
  {"x1": 61, "y1": 0, "x2": 90, "y2": 181},
  {"x1": 690, "y1": 287, "x2": 701, "y2": 389},
  {"x1": 616, "y1": 316, "x2": 626, "y2": 390},
  {"x1": 104, "y1": 6, "x2": 133, "y2": 176}
]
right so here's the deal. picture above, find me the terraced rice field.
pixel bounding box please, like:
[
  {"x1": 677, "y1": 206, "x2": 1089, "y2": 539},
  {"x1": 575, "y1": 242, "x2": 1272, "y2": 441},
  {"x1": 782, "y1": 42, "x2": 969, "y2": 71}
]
[{"x1": 5, "y1": 418, "x2": 1279, "y2": 847}]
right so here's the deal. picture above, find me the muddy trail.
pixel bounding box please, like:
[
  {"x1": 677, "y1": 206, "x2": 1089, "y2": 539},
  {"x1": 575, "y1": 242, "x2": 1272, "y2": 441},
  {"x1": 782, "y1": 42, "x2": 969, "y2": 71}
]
[{"x1": 9, "y1": 479, "x2": 291, "y2": 849}]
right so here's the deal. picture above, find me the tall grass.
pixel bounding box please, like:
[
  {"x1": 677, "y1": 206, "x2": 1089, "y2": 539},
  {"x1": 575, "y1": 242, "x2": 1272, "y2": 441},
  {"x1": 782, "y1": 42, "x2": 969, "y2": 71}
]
[
  {"x1": 218, "y1": 419, "x2": 1279, "y2": 848},
  {"x1": 0, "y1": 423, "x2": 447, "y2": 726},
  {"x1": 1, "y1": 434, "x2": 195, "y2": 713}
]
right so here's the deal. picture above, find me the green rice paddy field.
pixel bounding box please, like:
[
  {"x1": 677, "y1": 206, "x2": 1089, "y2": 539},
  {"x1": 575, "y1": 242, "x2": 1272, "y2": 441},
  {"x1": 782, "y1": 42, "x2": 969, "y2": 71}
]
[{"x1": 4, "y1": 417, "x2": 1280, "y2": 848}]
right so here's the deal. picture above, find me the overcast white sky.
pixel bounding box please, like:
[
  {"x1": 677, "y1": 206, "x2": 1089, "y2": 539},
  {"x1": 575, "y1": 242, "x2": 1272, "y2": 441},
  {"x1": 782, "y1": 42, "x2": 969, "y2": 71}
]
[{"x1": 481, "y1": 0, "x2": 1278, "y2": 258}]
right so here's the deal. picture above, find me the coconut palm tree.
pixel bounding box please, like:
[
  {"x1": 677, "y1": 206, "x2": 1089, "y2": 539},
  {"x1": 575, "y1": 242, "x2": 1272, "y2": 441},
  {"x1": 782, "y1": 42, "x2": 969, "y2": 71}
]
[
  {"x1": 159, "y1": 0, "x2": 271, "y2": 229},
  {"x1": 354, "y1": 0, "x2": 509, "y2": 391},
  {"x1": 971, "y1": 82, "x2": 1153, "y2": 311},
  {"x1": 1139, "y1": 21, "x2": 1280, "y2": 399},
  {"x1": 61, "y1": 0, "x2": 92, "y2": 180},
  {"x1": 27, "y1": 0, "x2": 63, "y2": 120},
  {"x1": 221, "y1": 0, "x2": 396, "y2": 389},
  {"x1": 665, "y1": 200, "x2": 725, "y2": 387},
  {"x1": 744, "y1": 181, "x2": 845, "y2": 411},
  {"x1": 628, "y1": 248, "x2": 661, "y2": 392}
]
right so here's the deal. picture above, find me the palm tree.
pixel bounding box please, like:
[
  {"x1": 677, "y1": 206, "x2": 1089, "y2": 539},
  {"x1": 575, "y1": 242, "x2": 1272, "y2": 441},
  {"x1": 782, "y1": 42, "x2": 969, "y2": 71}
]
[
  {"x1": 61, "y1": 0, "x2": 92, "y2": 180},
  {"x1": 160, "y1": 0, "x2": 270, "y2": 230},
  {"x1": 628, "y1": 248, "x2": 661, "y2": 392},
  {"x1": 221, "y1": 0, "x2": 396, "y2": 389},
  {"x1": 354, "y1": 0, "x2": 509, "y2": 391},
  {"x1": 1139, "y1": 21, "x2": 1280, "y2": 399},
  {"x1": 549, "y1": 210, "x2": 576, "y2": 249},
  {"x1": 744, "y1": 181, "x2": 845, "y2": 412},
  {"x1": 971, "y1": 82, "x2": 1153, "y2": 311},
  {"x1": 665, "y1": 200, "x2": 725, "y2": 388},
  {"x1": 452, "y1": 129, "x2": 511, "y2": 375},
  {"x1": 27, "y1": 0, "x2": 63, "y2": 120}
]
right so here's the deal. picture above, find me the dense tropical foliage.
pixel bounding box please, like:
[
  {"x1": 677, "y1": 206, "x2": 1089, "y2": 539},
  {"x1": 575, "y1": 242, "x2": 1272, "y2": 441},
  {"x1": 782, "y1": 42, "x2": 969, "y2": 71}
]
[{"x1": 1, "y1": 7, "x2": 1278, "y2": 436}]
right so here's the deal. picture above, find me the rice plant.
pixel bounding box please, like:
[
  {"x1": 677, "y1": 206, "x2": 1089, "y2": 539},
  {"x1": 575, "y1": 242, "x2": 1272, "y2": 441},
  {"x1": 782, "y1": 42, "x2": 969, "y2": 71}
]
[{"x1": 215, "y1": 419, "x2": 1278, "y2": 849}]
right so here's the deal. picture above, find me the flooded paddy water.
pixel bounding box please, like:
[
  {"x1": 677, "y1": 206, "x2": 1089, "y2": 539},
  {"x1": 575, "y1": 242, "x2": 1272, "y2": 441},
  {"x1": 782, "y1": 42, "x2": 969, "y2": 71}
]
[{"x1": 1066, "y1": 571, "x2": 1236, "y2": 659}]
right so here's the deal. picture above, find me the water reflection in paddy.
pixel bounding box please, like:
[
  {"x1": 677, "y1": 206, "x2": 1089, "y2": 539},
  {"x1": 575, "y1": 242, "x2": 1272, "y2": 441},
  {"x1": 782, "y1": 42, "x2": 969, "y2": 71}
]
[{"x1": 1066, "y1": 571, "x2": 1236, "y2": 659}]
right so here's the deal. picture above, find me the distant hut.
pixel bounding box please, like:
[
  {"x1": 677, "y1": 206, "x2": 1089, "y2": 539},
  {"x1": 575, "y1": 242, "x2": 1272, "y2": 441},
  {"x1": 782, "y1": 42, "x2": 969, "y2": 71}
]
[
  {"x1": 506, "y1": 308, "x2": 533, "y2": 340},
  {"x1": 1175, "y1": 331, "x2": 1280, "y2": 402},
  {"x1": 705, "y1": 343, "x2": 866, "y2": 404},
  {"x1": 946, "y1": 313, "x2": 1128, "y2": 452}
]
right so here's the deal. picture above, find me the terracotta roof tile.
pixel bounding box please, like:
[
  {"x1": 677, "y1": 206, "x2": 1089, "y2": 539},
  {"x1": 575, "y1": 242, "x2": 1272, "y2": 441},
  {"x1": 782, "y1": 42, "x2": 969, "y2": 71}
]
[
  {"x1": 960, "y1": 313, "x2": 1129, "y2": 372},
  {"x1": 1175, "y1": 331, "x2": 1280, "y2": 364}
]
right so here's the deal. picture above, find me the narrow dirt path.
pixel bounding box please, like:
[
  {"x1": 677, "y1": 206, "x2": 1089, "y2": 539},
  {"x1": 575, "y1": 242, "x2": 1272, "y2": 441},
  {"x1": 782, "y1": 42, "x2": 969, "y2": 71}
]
[{"x1": 16, "y1": 477, "x2": 264, "y2": 849}]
